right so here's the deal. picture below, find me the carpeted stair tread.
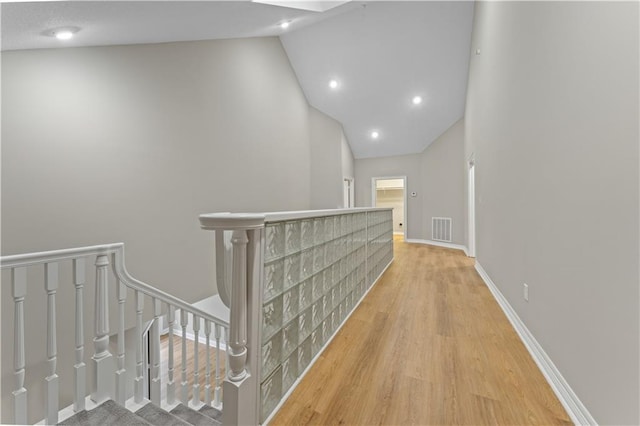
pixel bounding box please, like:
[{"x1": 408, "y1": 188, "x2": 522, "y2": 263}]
[
  {"x1": 170, "y1": 403, "x2": 220, "y2": 425},
  {"x1": 135, "y1": 403, "x2": 192, "y2": 426},
  {"x1": 198, "y1": 405, "x2": 222, "y2": 423},
  {"x1": 60, "y1": 400, "x2": 151, "y2": 425}
]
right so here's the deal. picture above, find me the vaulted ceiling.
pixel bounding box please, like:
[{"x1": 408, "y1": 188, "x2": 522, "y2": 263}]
[{"x1": 1, "y1": 1, "x2": 474, "y2": 159}]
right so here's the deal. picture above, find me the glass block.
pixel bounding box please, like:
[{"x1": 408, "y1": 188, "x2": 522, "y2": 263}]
[
  {"x1": 311, "y1": 325, "x2": 323, "y2": 356},
  {"x1": 330, "y1": 310, "x2": 337, "y2": 333},
  {"x1": 322, "y1": 294, "x2": 330, "y2": 318},
  {"x1": 313, "y1": 243, "x2": 325, "y2": 273},
  {"x1": 265, "y1": 223, "x2": 285, "y2": 262},
  {"x1": 313, "y1": 218, "x2": 325, "y2": 245},
  {"x1": 340, "y1": 215, "x2": 348, "y2": 236},
  {"x1": 282, "y1": 351, "x2": 298, "y2": 393},
  {"x1": 332, "y1": 263, "x2": 340, "y2": 288},
  {"x1": 262, "y1": 296, "x2": 282, "y2": 342},
  {"x1": 301, "y1": 219, "x2": 314, "y2": 249},
  {"x1": 321, "y1": 319, "x2": 329, "y2": 344},
  {"x1": 282, "y1": 319, "x2": 298, "y2": 357},
  {"x1": 340, "y1": 300, "x2": 348, "y2": 322},
  {"x1": 282, "y1": 286, "x2": 299, "y2": 324},
  {"x1": 285, "y1": 221, "x2": 301, "y2": 255},
  {"x1": 261, "y1": 366, "x2": 282, "y2": 423},
  {"x1": 298, "y1": 307, "x2": 312, "y2": 341},
  {"x1": 312, "y1": 273, "x2": 324, "y2": 301},
  {"x1": 340, "y1": 280, "x2": 347, "y2": 301},
  {"x1": 301, "y1": 248, "x2": 313, "y2": 280},
  {"x1": 298, "y1": 336, "x2": 312, "y2": 373},
  {"x1": 299, "y1": 279, "x2": 312, "y2": 311},
  {"x1": 264, "y1": 259, "x2": 284, "y2": 302},
  {"x1": 284, "y1": 253, "x2": 301, "y2": 289},
  {"x1": 325, "y1": 217, "x2": 334, "y2": 241},
  {"x1": 262, "y1": 331, "x2": 282, "y2": 379},
  {"x1": 340, "y1": 258, "x2": 346, "y2": 280},
  {"x1": 331, "y1": 287, "x2": 338, "y2": 309},
  {"x1": 323, "y1": 268, "x2": 333, "y2": 294},
  {"x1": 312, "y1": 299, "x2": 323, "y2": 327}
]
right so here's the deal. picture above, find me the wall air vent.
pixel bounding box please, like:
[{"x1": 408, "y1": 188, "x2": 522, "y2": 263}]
[{"x1": 432, "y1": 217, "x2": 452, "y2": 242}]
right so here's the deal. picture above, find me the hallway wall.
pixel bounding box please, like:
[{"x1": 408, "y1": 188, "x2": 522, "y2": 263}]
[
  {"x1": 465, "y1": 2, "x2": 639, "y2": 424},
  {"x1": 1, "y1": 36, "x2": 347, "y2": 422}
]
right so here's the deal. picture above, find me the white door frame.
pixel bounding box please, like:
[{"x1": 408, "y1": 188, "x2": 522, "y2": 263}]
[
  {"x1": 343, "y1": 177, "x2": 355, "y2": 208},
  {"x1": 467, "y1": 155, "x2": 476, "y2": 258},
  {"x1": 372, "y1": 176, "x2": 407, "y2": 241}
]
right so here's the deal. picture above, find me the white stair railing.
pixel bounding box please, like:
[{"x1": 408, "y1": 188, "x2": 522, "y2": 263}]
[{"x1": 1, "y1": 243, "x2": 229, "y2": 425}]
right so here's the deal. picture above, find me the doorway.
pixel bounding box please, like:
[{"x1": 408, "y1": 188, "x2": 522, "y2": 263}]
[
  {"x1": 467, "y1": 157, "x2": 476, "y2": 257},
  {"x1": 372, "y1": 176, "x2": 407, "y2": 241}
]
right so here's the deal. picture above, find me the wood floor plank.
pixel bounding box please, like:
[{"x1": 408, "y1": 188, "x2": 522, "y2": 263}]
[{"x1": 270, "y1": 237, "x2": 571, "y2": 425}]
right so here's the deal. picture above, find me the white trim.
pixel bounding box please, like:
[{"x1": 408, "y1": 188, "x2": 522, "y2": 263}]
[
  {"x1": 263, "y1": 258, "x2": 394, "y2": 426},
  {"x1": 406, "y1": 238, "x2": 468, "y2": 256},
  {"x1": 474, "y1": 262, "x2": 597, "y2": 426}
]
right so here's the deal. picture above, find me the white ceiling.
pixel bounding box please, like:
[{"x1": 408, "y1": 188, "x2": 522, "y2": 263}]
[{"x1": 1, "y1": 1, "x2": 474, "y2": 159}]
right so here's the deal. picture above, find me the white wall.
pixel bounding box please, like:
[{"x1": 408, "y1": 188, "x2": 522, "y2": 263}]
[
  {"x1": 465, "y1": 2, "x2": 639, "y2": 424},
  {"x1": 0, "y1": 37, "x2": 345, "y2": 423},
  {"x1": 421, "y1": 119, "x2": 465, "y2": 245},
  {"x1": 341, "y1": 133, "x2": 354, "y2": 182}
]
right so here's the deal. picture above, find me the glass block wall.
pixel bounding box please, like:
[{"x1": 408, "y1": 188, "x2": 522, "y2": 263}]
[{"x1": 259, "y1": 209, "x2": 393, "y2": 422}]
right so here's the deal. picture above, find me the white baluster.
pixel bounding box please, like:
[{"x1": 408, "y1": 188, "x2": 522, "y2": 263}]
[
  {"x1": 45, "y1": 262, "x2": 59, "y2": 425},
  {"x1": 228, "y1": 230, "x2": 248, "y2": 381},
  {"x1": 73, "y1": 259, "x2": 86, "y2": 412},
  {"x1": 150, "y1": 298, "x2": 161, "y2": 405},
  {"x1": 204, "y1": 320, "x2": 212, "y2": 405},
  {"x1": 12, "y1": 267, "x2": 27, "y2": 425},
  {"x1": 192, "y1": 315, "x2": 201, "y2": 405},
  {"x1": 223, "y1": 326, "x2": 230, "y2": 380},
  {"x1": 115, "y1": 278, "x2": 126, "y2": 405},
  {"x1": 167, "y1": 305, "x2": 176, "y2": 405},
  {"x1": 213, "y1": 324, "x2": 222, "y2": 409},
  {"x1": 134, "y1": 290, "x2": 144, "y2": 403},
  {"x1": 92, "y1": 254, "x2": 113, "y2": 403},
  {"x1": 181, "y1": 310, "x2": 189, "y2": 405}
]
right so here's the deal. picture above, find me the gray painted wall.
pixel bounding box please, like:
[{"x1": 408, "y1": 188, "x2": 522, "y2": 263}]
[
  {"x1": 421, "y1": 119, "x2": 465, "y2": 245},
  {"x1": 1, "y1": 37, "x2": 348, "y2": 422},
  {"x1": 309, "y1": 106, "x2": 347, "y2": 209},
  {"x1": 465, "y1": 2, "x2": 639, "y2": 424},
  {"x1": 354, "y1": 119, "x2": 466, "y2": 245}
]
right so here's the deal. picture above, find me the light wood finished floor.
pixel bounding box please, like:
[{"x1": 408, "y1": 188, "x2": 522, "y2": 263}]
[
  {"x1": 270, "y1": 237, "x2": 571, "y2": 425},
  {"x1": 160, "y1": 333, "x2": 226, "y2": 402}
]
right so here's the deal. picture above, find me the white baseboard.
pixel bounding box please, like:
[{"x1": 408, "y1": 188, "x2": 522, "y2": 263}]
[
  {"x1": 406, "y1": 238, "x2": 469, "y2": 256},
  {"x1": 474, "y1": 262, "x2": 597, "y2": 426}
]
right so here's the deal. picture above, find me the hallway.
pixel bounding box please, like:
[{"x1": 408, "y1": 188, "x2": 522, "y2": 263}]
[{"x1": 271, "y1": 238, "x2": 571, "y2": 425}]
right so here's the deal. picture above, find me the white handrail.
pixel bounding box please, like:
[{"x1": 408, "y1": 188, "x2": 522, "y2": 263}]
[{"x1": 1, "y1": 243, "x2": 229, "y2": 328}]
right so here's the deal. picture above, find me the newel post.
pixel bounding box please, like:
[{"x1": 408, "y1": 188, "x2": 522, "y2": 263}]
[
  {"x1": 199, "y1": 213, "x2": 265, "y2": 426},
  {"x1": 91, "y1": 254, "x2": 113, "y2": 404}
]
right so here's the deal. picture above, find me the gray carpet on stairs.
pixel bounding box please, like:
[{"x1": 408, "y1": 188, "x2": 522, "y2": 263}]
[
  {"x1": 59, "y1": 400, "x2": 151, "y2": 426},
  {"x1": 170, "y1": 404, "x2": 221, "y2": 425},
  {"x1": 135, "y1": 403, "x2": 192, "y2": 426},
  {"x1": 198, "y1": 405, "x2": 222, "y2": 423}
]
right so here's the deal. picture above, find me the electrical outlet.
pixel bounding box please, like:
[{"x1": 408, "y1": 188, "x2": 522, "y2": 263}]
[{"x1": 523, "y1": 283, "x2": 529, "y2": 302}]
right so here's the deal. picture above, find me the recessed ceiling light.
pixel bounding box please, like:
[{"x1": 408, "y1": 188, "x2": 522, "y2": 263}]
[
  {"x1": 371, "y1": 130, "x2": 380, "y2": 139},
  {"x1": 280, "y1": 21, "x2": 291, "y2": 29},
  {"x1": 412, "y1": 95, "x2": 423, "y2": 105},
  {"x1": 45, "y1": 27, "x2": 80, "y2": 41},
  {"x1": 329, "y1": 79, "x2": 339, "y2": 89}
]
